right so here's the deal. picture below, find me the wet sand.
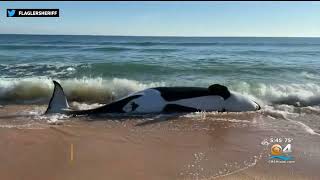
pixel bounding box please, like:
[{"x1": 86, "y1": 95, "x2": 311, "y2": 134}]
[{"x1": 0, "y1": 105, "x2": 320, "y2": 180}]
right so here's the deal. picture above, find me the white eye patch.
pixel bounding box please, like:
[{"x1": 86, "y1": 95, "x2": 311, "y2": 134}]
[{"x1": 123, "y1": 101, "x2": 139, "y2": 113}]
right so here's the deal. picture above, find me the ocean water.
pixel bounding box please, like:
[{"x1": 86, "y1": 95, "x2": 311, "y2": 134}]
[{"x1": 0, "y1": 34, "x2": 320, "y2": 107}]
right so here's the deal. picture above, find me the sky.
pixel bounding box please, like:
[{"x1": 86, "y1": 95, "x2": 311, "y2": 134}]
[{"x1": 1, "y1": 1, "x2": 320, "y2": 37}]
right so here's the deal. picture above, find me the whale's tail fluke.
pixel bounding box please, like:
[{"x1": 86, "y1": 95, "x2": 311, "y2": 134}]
[{"x1": 45, "y1": 80, "x2": 70, "y2": 114}]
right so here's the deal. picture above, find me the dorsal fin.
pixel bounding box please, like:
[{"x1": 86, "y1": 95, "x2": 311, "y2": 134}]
[
  {"x1": 208, "y1": 84, "x2": 231, "y2": 100},
  {"x1": 45, "y1": 80, "x2": 69, "y2": 114}
]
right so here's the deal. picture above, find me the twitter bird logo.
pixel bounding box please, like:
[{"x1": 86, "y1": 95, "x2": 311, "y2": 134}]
[{"x1": 7, "y1": 9, "x2": 16, "y2": 17}]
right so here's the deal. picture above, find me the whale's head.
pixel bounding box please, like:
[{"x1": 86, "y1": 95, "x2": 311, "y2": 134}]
[{"x1": 224, "y1": 92, "x2": 260, "y2": 112}]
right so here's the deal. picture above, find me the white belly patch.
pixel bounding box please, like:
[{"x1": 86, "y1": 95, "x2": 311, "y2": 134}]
[
  {"x1": 170, "y1": 96, "x2": 224, "y2": 111},
  {"x1": 122, "y1": 89, "x2": 166, "y2": 113}
]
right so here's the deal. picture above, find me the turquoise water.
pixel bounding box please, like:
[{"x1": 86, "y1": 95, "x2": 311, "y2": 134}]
[{"x1": 0, "y1": 34, "x2": 320, "y2": 106}]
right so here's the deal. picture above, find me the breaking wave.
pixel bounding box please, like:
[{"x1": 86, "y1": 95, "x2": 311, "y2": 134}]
[
  {"x1": 229, "y1": 82, "x2": 320, "y2": 107},
  {"x1": 0, "y1": 77, "x2": 164, "y2": 104},
  {"x1": 0, "y1": 77, "x2": 319, "y2": 109}
]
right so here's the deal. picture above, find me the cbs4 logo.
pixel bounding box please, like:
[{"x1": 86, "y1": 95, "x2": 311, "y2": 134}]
[{"x1": 271, "y1": 144, "x2": 292, "y2": 155}]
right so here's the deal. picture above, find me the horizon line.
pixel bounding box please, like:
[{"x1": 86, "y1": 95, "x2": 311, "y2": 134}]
[{"x1": 1, "y1": 33, "x2": 320, "y2": 38}]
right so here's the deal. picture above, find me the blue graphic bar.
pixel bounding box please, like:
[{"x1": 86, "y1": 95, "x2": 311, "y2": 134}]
[{"x1": 269, "y1": 155, "x2": 293, "y2": 161}]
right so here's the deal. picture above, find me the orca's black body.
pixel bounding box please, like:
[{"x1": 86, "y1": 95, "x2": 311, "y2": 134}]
[{"x1": 153, "y1": 84, "x2": 231, "y2": 101}]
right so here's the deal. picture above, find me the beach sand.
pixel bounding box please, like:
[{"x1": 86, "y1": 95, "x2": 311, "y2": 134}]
[{"x1": 0, "y1": 105, "x2": 319, "y2": 180}]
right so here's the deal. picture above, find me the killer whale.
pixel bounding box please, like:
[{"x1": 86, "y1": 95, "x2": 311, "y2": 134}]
[{"x1": 45, "y1": 81, "x2": 260, "y2": 115}]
